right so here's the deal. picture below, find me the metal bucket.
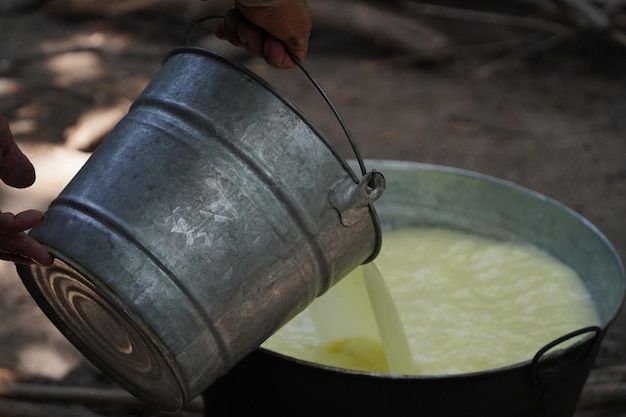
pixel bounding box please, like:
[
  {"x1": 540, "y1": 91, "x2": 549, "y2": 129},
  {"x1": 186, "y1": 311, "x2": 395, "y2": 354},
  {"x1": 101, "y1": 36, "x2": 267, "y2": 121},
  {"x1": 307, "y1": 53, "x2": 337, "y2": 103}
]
[
  {"x1": 16, "y1": 48, "x2": 385, "y2": 411},
  {"x1": 202, "y1": 160, "x2": 626, "y2": 417}
]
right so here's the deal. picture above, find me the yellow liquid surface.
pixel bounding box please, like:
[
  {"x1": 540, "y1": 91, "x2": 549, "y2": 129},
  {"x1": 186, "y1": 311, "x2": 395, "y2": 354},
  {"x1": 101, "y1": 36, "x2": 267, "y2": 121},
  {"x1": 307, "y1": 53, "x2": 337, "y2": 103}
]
[{"x1": 262, "y1": 227, "x2": 601, "y2": 375}]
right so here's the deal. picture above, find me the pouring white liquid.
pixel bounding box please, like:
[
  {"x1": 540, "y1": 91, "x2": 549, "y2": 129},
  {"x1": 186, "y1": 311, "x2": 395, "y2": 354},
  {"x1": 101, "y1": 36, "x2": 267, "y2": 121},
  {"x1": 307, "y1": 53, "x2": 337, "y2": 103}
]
[
  {"x1": 362, "y1": 262, "x2": 414, "y2": 373},
  {"x1": 262, "y1": 227, "x2": 600, "y2": 375}
]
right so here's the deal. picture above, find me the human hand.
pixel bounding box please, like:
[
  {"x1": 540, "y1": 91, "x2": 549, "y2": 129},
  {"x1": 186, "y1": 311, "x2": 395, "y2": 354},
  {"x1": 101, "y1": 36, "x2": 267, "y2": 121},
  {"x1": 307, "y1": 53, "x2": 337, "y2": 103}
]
[
  {"x1": 0, "y1": 115, "x2": 54, "y2": 266},
  {"x1": 215, "y1": 0, "x2": 312, "y2": 69}
]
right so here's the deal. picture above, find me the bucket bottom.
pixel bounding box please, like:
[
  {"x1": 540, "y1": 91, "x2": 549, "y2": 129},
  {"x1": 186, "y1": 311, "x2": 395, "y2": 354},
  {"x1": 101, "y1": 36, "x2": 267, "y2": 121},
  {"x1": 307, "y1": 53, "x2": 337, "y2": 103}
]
[{"x1": 19, "y1": 259, "x2": 186, "y2": 411}]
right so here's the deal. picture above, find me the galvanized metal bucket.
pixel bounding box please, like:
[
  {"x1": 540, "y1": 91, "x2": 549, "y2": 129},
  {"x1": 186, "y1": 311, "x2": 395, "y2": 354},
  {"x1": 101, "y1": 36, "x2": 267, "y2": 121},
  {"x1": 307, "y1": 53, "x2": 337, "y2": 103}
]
[
  {"x1": 202, "y1": 160, "x2": 625, "y2": 417},
  {"x1": 16, "y1": 47, "x2": 385, "y2": 411}
]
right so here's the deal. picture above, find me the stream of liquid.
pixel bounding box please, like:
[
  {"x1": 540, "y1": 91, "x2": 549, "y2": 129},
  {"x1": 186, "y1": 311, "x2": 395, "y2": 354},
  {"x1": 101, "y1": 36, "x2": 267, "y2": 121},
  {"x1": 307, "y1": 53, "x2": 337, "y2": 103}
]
[
  {"x1": 362, "y1": 262, "x2": 414, "y2": 373},
  {"x1": 262, "y1": 227, "x2": 600, "y2": 375}
]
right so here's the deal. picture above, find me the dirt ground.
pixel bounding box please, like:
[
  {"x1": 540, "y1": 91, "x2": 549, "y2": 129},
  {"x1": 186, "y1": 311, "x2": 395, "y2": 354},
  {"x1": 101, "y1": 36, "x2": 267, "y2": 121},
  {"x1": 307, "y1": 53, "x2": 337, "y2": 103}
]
[{"x1": 1, "y1": 1, "x2": 625, "y2": 416}]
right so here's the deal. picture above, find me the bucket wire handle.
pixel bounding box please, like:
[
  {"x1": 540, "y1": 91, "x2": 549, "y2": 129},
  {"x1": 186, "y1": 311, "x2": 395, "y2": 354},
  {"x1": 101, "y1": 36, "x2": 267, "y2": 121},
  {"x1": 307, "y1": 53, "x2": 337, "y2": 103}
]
[
  {"x1": 183, "y1": 14, "x2": 369, "y2": 179},
  {"x1": 286, "y1": 52, "x2": 368, "y2": 178}
]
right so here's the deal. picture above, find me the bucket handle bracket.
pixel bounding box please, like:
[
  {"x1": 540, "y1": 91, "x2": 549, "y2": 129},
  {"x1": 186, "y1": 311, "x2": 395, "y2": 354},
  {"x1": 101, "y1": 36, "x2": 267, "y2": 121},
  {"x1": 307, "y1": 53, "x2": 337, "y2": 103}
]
[{"x1": 329, "y1": 170, "x2": 386, "y2": 227}]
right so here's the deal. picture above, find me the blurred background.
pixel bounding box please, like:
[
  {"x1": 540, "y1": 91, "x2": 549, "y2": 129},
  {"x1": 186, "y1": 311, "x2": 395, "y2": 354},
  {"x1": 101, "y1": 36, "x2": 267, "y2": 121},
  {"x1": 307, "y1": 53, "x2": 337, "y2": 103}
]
[{"x1": 1, "y1": 0, "x2": 625, "y2": 416}]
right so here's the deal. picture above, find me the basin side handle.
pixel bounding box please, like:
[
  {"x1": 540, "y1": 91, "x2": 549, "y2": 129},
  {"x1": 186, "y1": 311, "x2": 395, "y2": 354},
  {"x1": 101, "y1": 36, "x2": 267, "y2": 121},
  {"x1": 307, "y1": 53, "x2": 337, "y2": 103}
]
[{"x1": 531, "y1": 325, "x2": 602, "y2": 385}]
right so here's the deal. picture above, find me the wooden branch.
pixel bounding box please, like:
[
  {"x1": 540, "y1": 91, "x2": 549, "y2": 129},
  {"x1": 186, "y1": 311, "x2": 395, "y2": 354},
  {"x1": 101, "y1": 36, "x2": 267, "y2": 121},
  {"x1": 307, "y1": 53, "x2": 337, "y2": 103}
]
[
  {"x1": 473, "y1": 32, "x2": 574, "y2": 78},
  {"x1": 0, "y1": 398, "x2": 106, "y2": 417},
  {"x1": 398, "y1": 0, "x2": 572, "y2": 34},
  {"x1": 555, "y1": 0, "x2": 611, "y2": 29},
  {"x1": 44, "y1": 0, "x2": 231, "y2": 20},
  {"x1": 609, "y1": 27, "x2": 626, "y2": 46},
  {"x1": 579, "y1": 383, "x2": 626, "y2": 409},
  {"x1": 585, "y1": 364, "x2": 626, "y2": 384},
  {"x1": 310, "y1": 0, "x2": 450, "y2": 55},
  {"x1": 0, "y1": 381, "x2": 204, "y2": 414},
  {"x1": 387, "y1": 34, "x2": 549, "y2": 65},
  {"x1": 578, "y1": 365, "x2": 626, "y2": 409}
]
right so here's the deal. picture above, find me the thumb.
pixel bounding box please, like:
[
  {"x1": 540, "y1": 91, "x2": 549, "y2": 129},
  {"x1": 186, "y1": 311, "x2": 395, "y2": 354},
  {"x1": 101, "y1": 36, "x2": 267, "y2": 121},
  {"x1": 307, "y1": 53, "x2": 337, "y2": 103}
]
[{"x1": 0, "y1": 116, "x2": 36, "y2": 188}]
